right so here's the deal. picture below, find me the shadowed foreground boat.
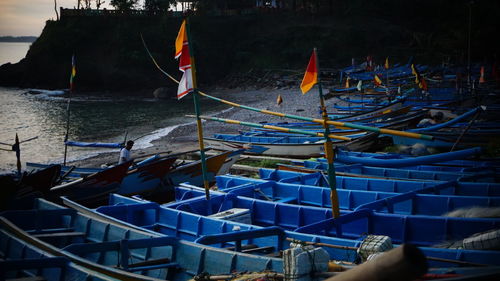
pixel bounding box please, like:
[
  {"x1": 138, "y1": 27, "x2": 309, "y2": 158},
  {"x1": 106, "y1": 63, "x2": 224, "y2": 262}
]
[{"x1": 0, "y1": 198, "x2": 287, "y2": 281}]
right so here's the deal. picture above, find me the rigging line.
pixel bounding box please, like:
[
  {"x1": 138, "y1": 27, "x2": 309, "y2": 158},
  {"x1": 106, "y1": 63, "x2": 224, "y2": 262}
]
[{"x1": 140, "y1": 33, "x2": 179, "y2": 84}]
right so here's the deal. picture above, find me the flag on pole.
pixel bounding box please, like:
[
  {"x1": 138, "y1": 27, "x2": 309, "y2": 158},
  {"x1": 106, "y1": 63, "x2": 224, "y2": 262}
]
[
  {"x1": 384, "y1": 57, "x2": 389, "y2": 69},
  {"x1": 374, "y1": 74, "x2": 383, "y2": 86},
  {"x1": 479, "y1": 66, "x2": 485, "y2": 83},
  {"x1": 357, "y1": 80, "x2": 362, "y2": 91},
  {"x1": 300, "y1": 50, "x2": 318, "y2": 94},
  {"x1": 276, "y1": 94, "x2": 283, "y2": 106},
  {"x1": 69, "y1": 55, "x2": 76, "y2": 91},
  {"x1": 345, "y1": 77, "x2": 350, "y2": 88},
  {"x1": 175, "y1": 19, "x2": 194, "y2": 99},
  {"x1": 411, "y1": 63, "x2": 427, "y2": 90}
]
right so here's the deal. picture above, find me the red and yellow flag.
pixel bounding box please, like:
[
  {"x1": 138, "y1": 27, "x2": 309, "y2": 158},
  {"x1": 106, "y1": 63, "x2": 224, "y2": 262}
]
[
  {"x1": 300, "y1": 50, "x2": 318, "y2": 94},
  {"x1": 69, "y1": 55, "x2": 76, "y2": 91},
  {"x1": 411, "y1": 63, "x2": 427, "y2": 90},
  {"x1": 175, "y1": 19, "x2": 194, "y2": 100},
  {"x1": 374, "y1": 74, "x2": 383, "y2": 86},
  {"x1": 384, "y1": 57, "x2": 389, "y2": 69},
  {"x1": 479, "y1": 66, "x2": 485, "y2": 83}
]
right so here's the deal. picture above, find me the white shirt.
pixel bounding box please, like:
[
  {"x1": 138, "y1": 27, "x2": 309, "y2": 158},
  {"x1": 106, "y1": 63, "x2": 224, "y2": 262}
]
[{"x1": 118, "y1": 148, "x2": 131, "y2": 164}]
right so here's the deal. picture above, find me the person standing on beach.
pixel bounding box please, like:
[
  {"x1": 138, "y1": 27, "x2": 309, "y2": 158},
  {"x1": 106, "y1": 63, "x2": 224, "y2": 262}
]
[{"x1": 118, "y1": 140, "x2": 134, "y2": 164}]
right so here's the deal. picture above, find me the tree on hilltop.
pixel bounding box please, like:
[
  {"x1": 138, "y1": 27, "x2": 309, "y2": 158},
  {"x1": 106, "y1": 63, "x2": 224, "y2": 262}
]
[
  {"x1": 110, "y1": 0, "x2": 138, "y2": 10},
  {"x1": 144, "y1": 0, "x2": 173, "y2": 12}
]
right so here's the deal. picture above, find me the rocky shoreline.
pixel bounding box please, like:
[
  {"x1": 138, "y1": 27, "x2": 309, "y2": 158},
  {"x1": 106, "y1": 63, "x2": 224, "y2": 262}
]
[{"x1": 69, "y1": 86, "x2": 339, "y2": 167}]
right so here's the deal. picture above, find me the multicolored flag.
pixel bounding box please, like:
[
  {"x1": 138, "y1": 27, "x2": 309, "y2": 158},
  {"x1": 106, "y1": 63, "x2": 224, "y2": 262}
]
[
  {"x1": 374, "y1": 74, "x2": 383, "y2": 86},
  {"x1": 384, "y1": 57, "x2": 389, "y2": 69},
  {"x1": 276, "y1": 94, "x2": 283, "y2": 106},
  {"x1": 300, "y1": 50, "x2": 318, "y2": 94},
  {"x1": 175, "y1": 19, "x2": 194, "y2": 99},
  {"x1": 69, "y1": 55, "x2": 76, "y2": 91},
  {"x1": 479, "y1": 66, "x2": 485, "y2": 83}
]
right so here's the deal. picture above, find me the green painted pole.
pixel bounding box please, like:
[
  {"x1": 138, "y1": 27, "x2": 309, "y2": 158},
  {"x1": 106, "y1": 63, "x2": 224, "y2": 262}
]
[
  {"x1": 186, "y1": 18, "x2": 210, "y2": 200},
  {"x1": 315, "y1": 48, "x2": 340, "y2": 218}
]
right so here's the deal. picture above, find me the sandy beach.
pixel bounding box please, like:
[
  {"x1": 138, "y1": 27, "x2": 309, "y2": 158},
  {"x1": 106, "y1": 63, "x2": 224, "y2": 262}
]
[{"x1": 69, "y1": 86, "x2": 338, "y2": 167}]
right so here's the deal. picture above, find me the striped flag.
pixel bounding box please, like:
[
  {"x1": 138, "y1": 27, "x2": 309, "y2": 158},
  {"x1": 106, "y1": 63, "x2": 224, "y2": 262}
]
[
  {"x1": 69, "y1": 55, "x2": 76, "y2": 91},
  {"x1": 175, "y1": 19, "x2": 194, "y2": 99},
  {"x1": 300, "y1": 50, "x2": 318, "y2": 94}
]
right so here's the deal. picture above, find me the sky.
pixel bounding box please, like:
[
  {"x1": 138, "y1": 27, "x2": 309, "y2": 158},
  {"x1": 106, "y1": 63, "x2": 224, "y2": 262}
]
[{"x1": 0, "y1": 0, "x2": 115, "y2": 36}]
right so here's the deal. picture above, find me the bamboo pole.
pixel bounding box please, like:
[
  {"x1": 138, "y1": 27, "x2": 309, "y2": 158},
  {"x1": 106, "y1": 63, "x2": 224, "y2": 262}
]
[
  {"x1": 314, "y1": 48, "x2": 340, "y2": 218},
  {"x1": 185, "y1": 18, "x2": 210, "y2": 200}
]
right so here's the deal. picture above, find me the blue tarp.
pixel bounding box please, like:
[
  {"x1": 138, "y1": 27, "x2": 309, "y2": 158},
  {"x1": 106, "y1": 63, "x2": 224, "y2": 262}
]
[{"x1": 65, "y1": 140, "x2": 123, "y2": 148}]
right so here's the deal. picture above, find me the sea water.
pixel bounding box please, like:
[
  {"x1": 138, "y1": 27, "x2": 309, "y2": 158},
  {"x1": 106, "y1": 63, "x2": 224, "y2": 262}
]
[{"x1": 0, "y1": 87, "x2": 227, "y2": 172}]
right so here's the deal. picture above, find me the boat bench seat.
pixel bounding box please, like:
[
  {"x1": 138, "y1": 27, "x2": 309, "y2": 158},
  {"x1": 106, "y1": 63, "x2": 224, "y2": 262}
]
[
  {"x1": 32, "y1": 231, "x2": 86, "y2": 239},
  {"x1": 242, "y1": 246, "x2": 275, "y2": 254},
  {"x1": 276, "y1": 197, "x2": 296, "y2": 203},
  {"x1": 127, "y1": 261, "x2": 180, "y2": 272},
  {"x1": 126, "y1": 258, "x2": 179, "y2": 272}
]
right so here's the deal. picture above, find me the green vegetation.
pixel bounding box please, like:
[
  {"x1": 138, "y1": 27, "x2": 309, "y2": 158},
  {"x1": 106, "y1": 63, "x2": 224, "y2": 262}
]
[{"x1": 238, "y1": 158, "x2": 289, "y2": 168}]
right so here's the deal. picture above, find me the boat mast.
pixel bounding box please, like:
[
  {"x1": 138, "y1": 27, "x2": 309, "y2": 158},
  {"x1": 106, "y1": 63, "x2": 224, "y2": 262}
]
[{"x1": 315, "y1": 48, "x2": 340, "y2": 218}]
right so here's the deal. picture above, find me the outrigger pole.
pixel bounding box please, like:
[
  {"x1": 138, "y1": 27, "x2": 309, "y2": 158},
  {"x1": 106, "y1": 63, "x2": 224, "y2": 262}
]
[{"x1": 187, "y1": 115, "x2": 352, "y2": 141}]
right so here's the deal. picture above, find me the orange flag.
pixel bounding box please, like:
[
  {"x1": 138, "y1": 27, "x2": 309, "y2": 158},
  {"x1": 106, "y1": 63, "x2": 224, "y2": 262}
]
[
  {"x1": 300, "y1": 50, "x2": 318, "y2": 94},
  {"x1": 277, "y1": 94, "x2": 283, "y2": 106},
  {"x1": 345, "y1": 77, "x2": 350, "y2": 88},
  {"x1": 384, "y1": 57, "x2": 389, "y2": 69},
  {"x1": 374, "y1": 74, "x2": 383, "y2": 86},
  {"x1": 479, "y1": 66, "x2": 485, "y2": 83},
  {"x1": 175, "y1": 19, "x2": 194, "y2": 100}
]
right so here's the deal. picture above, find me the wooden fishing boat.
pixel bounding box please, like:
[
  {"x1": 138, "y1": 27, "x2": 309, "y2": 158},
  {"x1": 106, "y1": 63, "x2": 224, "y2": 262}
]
[
  {"x1": 333, "y1": 147, "x2": 498, "y2": 170},
  {"x1": 64, "y1": 193, "x2": 500, "y2": 268},
  {"x1": 0, "y1": 230, "x2": 115, "y2": 280},
  {"x1": 49, "y1": 161, "x2": 133, "y2": 206},
  {"x1": 301, "y1": 161, "x2": 495, "y2": 182},
  {"x1": 28, "y1": 150, "x2": 242, "y2": 206},
  {"x1": 0, "y1": 198, "x2": 286, "y2": 280},
  {"x1": 0, "y1": 164, "x2": 61, "y2": 210},
  {"x1": 214, "y1": 174, "x2": 500, "y2": 216},
  {"x1": 258, "y1": 168, "x2": 500, "y2": 196},
  {"x1": 204, "y1": 132, "x2": 378, "y2": 157}
]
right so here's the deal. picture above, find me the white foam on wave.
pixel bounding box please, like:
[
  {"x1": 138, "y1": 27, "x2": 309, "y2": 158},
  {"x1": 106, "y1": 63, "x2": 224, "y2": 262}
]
[{"x1": 54, "y1": 106, "x2": 235, "y2": 165}]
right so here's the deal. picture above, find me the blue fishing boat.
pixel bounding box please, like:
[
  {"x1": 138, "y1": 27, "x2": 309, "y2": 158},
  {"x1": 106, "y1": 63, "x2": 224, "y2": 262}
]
[
  {"x1": 294, "y1": 158, "x2": 496, "y2": 182},
  {"x1": 63, "y1": 193, "x2": 500, "y2": 268},
  {"x1": 0, "y1": 198, "x2": 288, "y2": 280},
  {"x1": 205, "y1": 132, "x2": 377, "y2": 157},
  {"x1": 214, "y1": 174, "x2": 500, "y2": 216},
  {"x1": 333, "y1": 147, "x2": 498, "y2": 170},
  {"x1": 258, "y1": 168, "x2": 500, "y2": 196}
]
